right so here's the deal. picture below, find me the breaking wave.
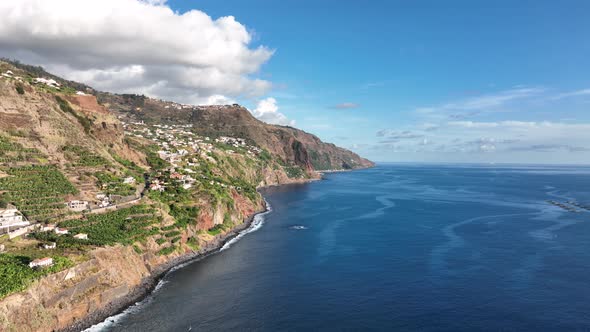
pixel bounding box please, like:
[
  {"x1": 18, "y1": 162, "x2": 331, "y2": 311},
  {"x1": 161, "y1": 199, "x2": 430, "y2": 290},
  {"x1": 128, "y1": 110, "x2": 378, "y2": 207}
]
[
  {"x1": 84, "y1": 201, "x2": 272, "y2": 331},
  {"x1": 220, "y1": 200, "x2": 272, "y2": 251}
]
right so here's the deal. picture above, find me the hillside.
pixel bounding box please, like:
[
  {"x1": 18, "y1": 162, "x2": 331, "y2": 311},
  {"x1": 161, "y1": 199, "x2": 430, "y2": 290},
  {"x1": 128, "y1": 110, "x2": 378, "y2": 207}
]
[
  {"x1": 97, "y1": 93, "x2": 374, "y2": 171},
  {"x1": 0, "y1": 59, "x2": 372, "y2": 331}
]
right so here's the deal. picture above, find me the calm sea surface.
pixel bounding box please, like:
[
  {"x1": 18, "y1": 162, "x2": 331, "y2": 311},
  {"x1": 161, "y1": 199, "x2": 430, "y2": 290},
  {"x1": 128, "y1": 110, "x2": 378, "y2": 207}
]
[{"x1": 91, "y1": 164, "x2": 590, "y2": 331}]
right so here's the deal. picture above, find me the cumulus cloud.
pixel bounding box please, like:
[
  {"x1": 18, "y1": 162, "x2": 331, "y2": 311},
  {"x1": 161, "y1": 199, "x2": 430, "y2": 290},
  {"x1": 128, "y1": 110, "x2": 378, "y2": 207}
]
[
  {"x1": 0, "y1": 0, "x2": 274, "y2": 104},
  {"x1": 331, "y1": 102, "x2": 360, "y2": 109},
  {"x1": 251, "y1": 97, "x2": 295, "y2": 126}
]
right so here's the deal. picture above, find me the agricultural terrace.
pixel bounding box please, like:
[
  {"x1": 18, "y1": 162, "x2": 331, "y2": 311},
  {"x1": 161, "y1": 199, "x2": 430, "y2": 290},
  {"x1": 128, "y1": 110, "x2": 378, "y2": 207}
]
[
  {"x1": 50, "y1": 204, "x2": 161, "y2": 246},
  {"x1": 62, "y1": 145, "x2": 110, "y2": 167},
  {"x1": 0, "y1": 254, "x2": 72, "y2": 299},
  {"x1": 0, "y1": 136, "x2": 45, "y2": 164},
  {"x1": 0, "y1": 165, "x2": 77, "y2": 222}
]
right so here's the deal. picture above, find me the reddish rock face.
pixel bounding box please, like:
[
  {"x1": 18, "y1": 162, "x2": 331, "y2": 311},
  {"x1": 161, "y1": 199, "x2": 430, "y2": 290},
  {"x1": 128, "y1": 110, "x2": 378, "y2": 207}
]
[
  {"x1": 231, "y1": 190, "x2": 257, "y2": 217},
  {"x1": 65, "y1": 95, "x2": 109, "y2": 115},
  {"x1": 197, "y1": 209, "x2": 215, "y2": 231}
]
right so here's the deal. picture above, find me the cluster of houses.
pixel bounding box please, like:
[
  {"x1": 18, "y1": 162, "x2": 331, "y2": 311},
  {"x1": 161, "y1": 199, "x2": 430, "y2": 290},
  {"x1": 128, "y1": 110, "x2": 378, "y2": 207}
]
[
  {"x1": 1, "y1": 71, "x2": 90, "y2": 97},
  {"x1": 1, "y1": 70, "x2": 23, "y2": 81},
  {"x1": 216, "y1": 136, "x2": 263, "y2": 155},
  {"x1": 122, "y1": 121, "x2": 264, "y2": 194},
  {"x1": 33, "y1": 77, "x2": 61, "y2": 89},
  {"x1": 37, "y1": 223, "x2": 87, "y2": 240}
]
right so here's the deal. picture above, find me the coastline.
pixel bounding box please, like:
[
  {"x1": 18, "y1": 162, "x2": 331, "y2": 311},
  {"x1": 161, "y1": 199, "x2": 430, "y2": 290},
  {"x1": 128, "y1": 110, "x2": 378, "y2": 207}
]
[
  {"x1": 63, "y1": 202, "x2": 269, "y2": 332},
  {"x1": 61, "y1": 170, "x2": 362, "y2": 332}
]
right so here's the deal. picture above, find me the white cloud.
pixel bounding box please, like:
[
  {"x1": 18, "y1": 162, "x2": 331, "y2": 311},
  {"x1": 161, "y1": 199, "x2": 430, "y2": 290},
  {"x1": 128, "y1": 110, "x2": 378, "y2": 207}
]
[
  {"x1": 0, "y1": 0, "x2": 273, "y2": 104},
  {"x1": 373, "y1": 120, "x2": 590, "y2": 158},
  {"x1": 416, "y1": 87, "x2": 544, "y2": 116},
  {"x1": 551, "y1": 88, "x2": 590, "y2": 100},
  {"x1": 251, "y1": 97, "x2": 295, "y2": 126},
  {"x1": 332, "y1": 102, "x2": 360, "y2": 109}
]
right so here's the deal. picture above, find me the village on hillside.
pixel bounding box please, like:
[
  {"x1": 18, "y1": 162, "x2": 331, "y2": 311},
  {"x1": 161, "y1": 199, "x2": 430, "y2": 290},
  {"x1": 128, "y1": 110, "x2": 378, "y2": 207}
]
[
  {"x1": 0, "y1": 61, "x2": 309, "y2": 301},
  {"x1": 0, "y1": 119, "x2": 264, "y2": 240}
]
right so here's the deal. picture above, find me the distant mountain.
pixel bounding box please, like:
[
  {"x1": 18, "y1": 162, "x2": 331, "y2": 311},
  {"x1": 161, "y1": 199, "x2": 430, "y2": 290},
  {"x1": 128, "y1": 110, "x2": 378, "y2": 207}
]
[{"x1": 97, "y1": 93, "x2": 374, "y2": 171}]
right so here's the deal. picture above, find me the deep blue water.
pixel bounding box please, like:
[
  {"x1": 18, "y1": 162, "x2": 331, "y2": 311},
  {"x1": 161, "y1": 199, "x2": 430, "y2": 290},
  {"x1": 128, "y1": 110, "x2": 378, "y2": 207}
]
[{"x1": 93, "y1": 164, "x2": 590, "y2": 331}]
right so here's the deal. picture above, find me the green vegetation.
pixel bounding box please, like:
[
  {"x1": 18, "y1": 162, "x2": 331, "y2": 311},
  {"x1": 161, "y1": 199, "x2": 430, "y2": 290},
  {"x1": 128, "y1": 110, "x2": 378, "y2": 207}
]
[
  {"x1": 0, "y1": 165, "x2": 77, "y2": 222},
  {"x1": 258, "y1": 149, "x2": 272, "y2": 163},
  {"x1": 0, "y1": 136, "x2": 44, "y2": 163},
  {"x1": 308, "y1": 150, "x2": 332, "y2": 170},
  {"x1": 186, "y1": 237, "x2": 200, "y2": 250},
  {"x1": 168, "y1": 204, "x2": 199, "y2": 228},
  {"x1": 112, "y1": 154, "x2": 144, "y2": 178},
  {"x1": 48, "y1": 205, "x2": 160, "y2": 246},
  {"x1": 164, "y1": 230, "x2": 181, "y2": 238},
  {"x1": 141, "y1": 145, "x2": 168, "y2": 171},
  {"x1": 284, "y1": 165, "x2": 305, "y2": 178},
  {"x1": 55, "y1": 96, "x2": 93, "y2": 134},
  {"x1": 133, "y1": 245, "x2": 143, "y2": 254},
  {"x1": 0, "y1": 254, "x2": 73, "y2": 299},
  {"x1": 94, "y1": 171, "x2": 136, "y2": 196},
  {"x1": 62, "y1": 145, "x2": 110, "y2": 167},
  {"x1": 157, "y1": 245, "x2": 176, "y2": 256},
  {"x1": 15, "y1": 83, "x2": 24, "y2": 95},
  {"x1": 207, "y1": 214, "x2": 235, "y2": 236}
]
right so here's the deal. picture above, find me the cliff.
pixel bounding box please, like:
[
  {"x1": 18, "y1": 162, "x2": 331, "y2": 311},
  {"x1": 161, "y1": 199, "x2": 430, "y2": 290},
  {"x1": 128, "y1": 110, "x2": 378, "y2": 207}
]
[{"x1": 0, "y1": 59, "x2": 372, "y2": 332}]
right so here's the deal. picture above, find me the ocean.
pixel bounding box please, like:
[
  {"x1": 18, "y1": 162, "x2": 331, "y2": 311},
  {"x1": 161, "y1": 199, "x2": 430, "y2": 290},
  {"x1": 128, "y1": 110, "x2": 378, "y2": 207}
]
[{"x1": 91, "y1": 164, "x2": 590, "y2": 331}]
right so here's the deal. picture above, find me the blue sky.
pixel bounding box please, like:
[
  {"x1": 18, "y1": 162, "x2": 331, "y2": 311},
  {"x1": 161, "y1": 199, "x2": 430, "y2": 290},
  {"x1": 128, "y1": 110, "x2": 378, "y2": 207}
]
[
  {"x1": 1, "y1": 0, "x2": 589, "y2": 163},
  {"x1": 169, "y1": 0, "x2": 590, "y2": 164}
]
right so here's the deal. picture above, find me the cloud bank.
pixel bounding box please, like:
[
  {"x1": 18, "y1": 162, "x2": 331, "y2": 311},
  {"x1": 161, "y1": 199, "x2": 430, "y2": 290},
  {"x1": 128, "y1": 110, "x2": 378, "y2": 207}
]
[{"x1": 0, "y1": 0, "x2": 273, "y2": 104}]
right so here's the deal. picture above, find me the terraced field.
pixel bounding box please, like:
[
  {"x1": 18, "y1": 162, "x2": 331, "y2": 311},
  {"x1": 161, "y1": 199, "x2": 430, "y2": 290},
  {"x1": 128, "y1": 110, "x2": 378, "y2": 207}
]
[{"x1": 0, "y1": 165, "x2": 78, "y2": 222}]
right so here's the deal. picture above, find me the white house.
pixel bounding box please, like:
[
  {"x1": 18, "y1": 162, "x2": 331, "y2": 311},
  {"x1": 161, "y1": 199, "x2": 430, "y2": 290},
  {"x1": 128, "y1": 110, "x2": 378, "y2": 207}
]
[
  {"x1": 29, "y1": 257, "x2": 53, "y2": 269},
  {"x1": 33, "y1": 77, "x2": 60, "y2": 88},
  {"x1": 41, "y1": 224, "x2": 56, "y2": 232},
  {"x1": 0, "y1": 206, "x2": 29, "y2": 233},
  {"x1": 55, "y1": 227, "x2": 69, "y2": 235},
  {"x1": 43, "y1": 242, "x2": 57, "y2": 249},
  {"x1": 74, "y1": 233, "x2": 88, "y2": 240},
  {"x1": 123, "y1": 176, "x2": 136, "y2": 185},
  {"x1": 66, "y1": 200, "x2": 89, "y2": 212}
]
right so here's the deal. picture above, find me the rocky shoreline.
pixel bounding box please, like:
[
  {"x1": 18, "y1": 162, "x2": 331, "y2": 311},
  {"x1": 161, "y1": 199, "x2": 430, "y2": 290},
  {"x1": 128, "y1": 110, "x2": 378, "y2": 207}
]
[
  {"x1": 62, "y1": 203, "x2": 268, "y2": 332},
  {"x1": 58, "y1": 173, "x2": 355, "y2": 332}
]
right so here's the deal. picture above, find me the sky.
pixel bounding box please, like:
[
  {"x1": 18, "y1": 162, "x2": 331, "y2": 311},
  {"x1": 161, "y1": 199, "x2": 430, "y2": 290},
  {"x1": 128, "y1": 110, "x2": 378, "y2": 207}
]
[{"x1": 0, "y1": 0, "x2": 589, "y2": 164}]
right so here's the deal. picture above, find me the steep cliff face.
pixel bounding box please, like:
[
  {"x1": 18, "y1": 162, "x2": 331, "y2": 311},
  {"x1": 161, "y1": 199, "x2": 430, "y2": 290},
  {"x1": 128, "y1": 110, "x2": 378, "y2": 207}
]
[{"x1": 0, "y1": 199, "x2": 265, "y2": 332}]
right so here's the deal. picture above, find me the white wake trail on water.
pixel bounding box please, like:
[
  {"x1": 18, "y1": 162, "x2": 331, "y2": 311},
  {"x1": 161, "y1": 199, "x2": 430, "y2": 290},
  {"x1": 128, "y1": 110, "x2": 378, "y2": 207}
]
[{"x1": 429, "y1": 212, "x2": 536, "y2": 275}]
